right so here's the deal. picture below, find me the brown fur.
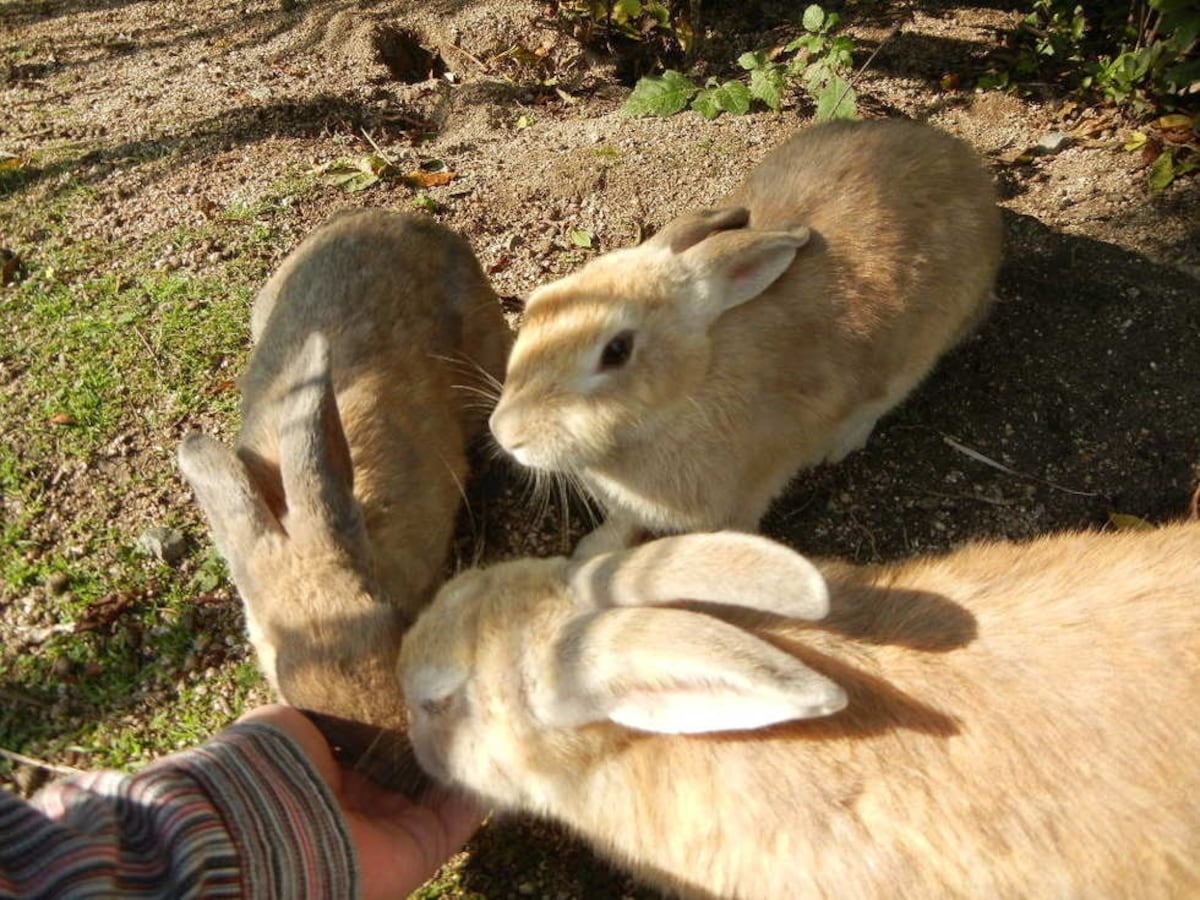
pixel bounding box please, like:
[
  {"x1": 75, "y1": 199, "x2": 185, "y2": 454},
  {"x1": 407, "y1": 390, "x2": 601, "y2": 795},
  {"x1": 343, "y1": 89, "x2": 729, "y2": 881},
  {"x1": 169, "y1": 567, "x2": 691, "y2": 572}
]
[
  {"x1": 179, "y1": 209, "x2": 509, "y2": 736},
  {"x1": 401, "y1": 524, "x2": 1200, "y2": 897},
  {"x1": 490, "y1": 120, "x2": 1002, "y2": 551}
]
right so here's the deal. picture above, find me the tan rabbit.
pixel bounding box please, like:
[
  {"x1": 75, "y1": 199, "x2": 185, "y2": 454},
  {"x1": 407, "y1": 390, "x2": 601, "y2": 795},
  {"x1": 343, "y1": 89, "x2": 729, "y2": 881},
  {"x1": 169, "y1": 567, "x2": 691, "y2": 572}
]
[
  {"x1": 489, "y1": 119, "x2": 1003, "y2": 553},
  {"x1": 400, "y1": 523, "x2": 1200, "y2": 898},
  {"x1": 178, "y1": 209, "x2": 509, "y2": 779}
]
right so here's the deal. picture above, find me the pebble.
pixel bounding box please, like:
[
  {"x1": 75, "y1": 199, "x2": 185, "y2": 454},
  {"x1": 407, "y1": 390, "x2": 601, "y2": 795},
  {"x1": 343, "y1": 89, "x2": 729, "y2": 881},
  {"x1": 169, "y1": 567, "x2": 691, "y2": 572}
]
[
  {"x1": 1036, "y1": 132, "x2": 1072, "y2": 155},
  {"x1": 137, "y1": 526, "x2": 187, "y2": 565},
  {"x1": 46, "y1": 572, "x2": 71, "y2": 595}
]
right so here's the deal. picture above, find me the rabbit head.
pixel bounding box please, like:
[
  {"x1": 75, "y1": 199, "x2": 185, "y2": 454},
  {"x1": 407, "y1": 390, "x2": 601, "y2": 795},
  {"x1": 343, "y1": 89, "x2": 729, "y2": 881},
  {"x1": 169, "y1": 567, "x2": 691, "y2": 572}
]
[
  {"x1": 489, "y1": 209, "x2": 810, "y2": 472},
  {"x1": 399, "y1": 531, "x2": 840, "y2": 807}
]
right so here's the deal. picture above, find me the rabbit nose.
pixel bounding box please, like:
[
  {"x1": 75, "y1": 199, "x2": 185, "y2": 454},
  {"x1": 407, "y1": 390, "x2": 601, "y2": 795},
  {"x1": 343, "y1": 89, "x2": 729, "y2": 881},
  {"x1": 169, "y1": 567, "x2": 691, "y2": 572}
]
[{"x1": 489, "y1": 405, "x2": 520, "y2": 452}]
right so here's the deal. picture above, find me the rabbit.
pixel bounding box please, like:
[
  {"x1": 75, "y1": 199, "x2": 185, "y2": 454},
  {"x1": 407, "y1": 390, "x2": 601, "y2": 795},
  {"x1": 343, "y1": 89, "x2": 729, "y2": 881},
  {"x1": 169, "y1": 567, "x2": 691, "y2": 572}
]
[
  {"x1": 488, "y1": 119, "x2": 1003, "y2": 554},
  {"x1": 400, "y1": 523, "x2": 1200, "y2": 898},
  {"x1": 178, "y1": 209, "x2": 509, "y2": 782}
]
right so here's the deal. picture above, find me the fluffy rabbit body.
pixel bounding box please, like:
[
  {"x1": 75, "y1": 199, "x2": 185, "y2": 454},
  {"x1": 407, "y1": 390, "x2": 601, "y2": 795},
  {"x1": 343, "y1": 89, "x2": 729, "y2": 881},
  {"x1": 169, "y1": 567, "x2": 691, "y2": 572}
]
[
  {"x1": 179, "y1": 209, "x2": 508, "y2": 735},
  {"x1": 490, "y1": 120, "x2": 1002, "y2": 551},
  {"x1": 401, "y1": 524, "x2": 1200, "y2": 898}
]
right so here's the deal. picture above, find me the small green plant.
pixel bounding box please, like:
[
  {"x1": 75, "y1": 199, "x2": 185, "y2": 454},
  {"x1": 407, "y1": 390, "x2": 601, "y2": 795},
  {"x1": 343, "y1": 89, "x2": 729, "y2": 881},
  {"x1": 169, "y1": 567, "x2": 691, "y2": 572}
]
[
  {"x1": 1124, "y1": 114, "x2": 1199, "y2": 191},
  {"x1": 553, "y1": 0, "x2": 689, "y2": 49},
  {"x1": 983, "y1": 0, "x2": 1200, "y2": 111},
  {"x1": 785, "y1": 4, "x2": 859, "y2": 119},
  {"x1": 624, "y1": 5, "x2": 858, "y2": 120}
]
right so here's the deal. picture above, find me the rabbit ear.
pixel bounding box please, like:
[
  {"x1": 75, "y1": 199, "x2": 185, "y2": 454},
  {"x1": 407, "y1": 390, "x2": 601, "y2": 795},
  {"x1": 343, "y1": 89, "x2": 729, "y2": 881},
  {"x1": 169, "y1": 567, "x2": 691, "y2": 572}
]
[
  {"x1": 278, "y1": 332, "x2": 363, "y2": 542},
  {"x1": 568, "y1": 531, "x2": 829, "y2": 621},
  {"x1": 674, "y1": 226, "x2": 810, "y2": 326},
  {"x1": 177, "y1": 432, "x2": 280, "y2": 558},
  {"x1": 545, "y1": 607, "x2": 846, "y2": 733},
  {"x1": 647, "y1": 206, "x2": 750, "y2": 253}
]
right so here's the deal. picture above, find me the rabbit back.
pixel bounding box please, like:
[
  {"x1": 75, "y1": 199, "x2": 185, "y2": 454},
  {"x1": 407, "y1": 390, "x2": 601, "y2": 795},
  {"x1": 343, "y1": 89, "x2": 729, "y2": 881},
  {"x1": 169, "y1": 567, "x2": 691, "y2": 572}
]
[
  {"x1": 720, "y1": 119, "x2": 1002, "y2": 461},
  {"x1": 239, "y1": 209, "x2": 506, "y2": 619}
]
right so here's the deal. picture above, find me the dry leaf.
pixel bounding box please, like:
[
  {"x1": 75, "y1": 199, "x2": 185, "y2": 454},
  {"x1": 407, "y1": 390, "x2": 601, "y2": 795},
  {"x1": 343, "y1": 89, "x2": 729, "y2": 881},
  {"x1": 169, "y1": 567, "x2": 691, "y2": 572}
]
[
  {"x1": 404, "y1": 170, "x2": 457, "y2": 188},
  {"x1": 50, "y1": 413, "x2": 76, "y2": 426},
  {"x1": 75, "y1": 592, "x2": 137, "y2": 632},
  {"x1": 1140, "y1": 135, "x2": 1164, "y2": 168},
  {"x1": 1108, "y1": 512, "x2": 1154, "y2": 532},
  {"x1": 1123, "y1": 130, "x2": 1148, "y2": 152},
  {"x1": 1157, "y1": 113, "x2": 1196, "y2": 145}
]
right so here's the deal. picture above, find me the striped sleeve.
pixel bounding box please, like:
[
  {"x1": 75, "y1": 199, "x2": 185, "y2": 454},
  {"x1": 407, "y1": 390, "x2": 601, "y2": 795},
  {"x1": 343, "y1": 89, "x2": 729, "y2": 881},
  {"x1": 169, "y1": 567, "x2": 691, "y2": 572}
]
[{"x1": 0, "y1": 722, "x2": 359, "y2": 898}]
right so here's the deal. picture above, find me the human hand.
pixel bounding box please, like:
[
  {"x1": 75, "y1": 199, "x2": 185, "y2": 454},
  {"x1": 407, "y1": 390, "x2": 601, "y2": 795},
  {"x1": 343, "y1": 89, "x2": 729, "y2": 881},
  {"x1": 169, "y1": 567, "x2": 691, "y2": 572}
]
[{"x1": 239, "y1": 705, "x2": 483, "y2": 899}]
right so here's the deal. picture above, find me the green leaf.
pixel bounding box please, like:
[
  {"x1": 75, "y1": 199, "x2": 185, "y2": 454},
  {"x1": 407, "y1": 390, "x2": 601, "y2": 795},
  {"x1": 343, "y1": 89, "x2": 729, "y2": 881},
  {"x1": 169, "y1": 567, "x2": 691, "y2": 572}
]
[
  {"x1": 693, "y1": 80, "x2": 752, "y2": 119},
  {"x1": 613, "y1": 0, "x2": 641, "y2": 23},
  {"x1": 738, "y1": 50, "x2": 768, "y2": 71},
  {"x1": 815, "y1": 76, "x2": 857, "y2": 120},
  {"x1": 805, "y1": 60, "x2": 833, "y2": 90},
  {"x1": 828, "y1": 35, "x2": 856, "y2": 69},
  {"x1": 1147, "y1": 149, "x2": 1175, "y2": 192},
  {"x1": 802, "y1": 4, "x2": 825, "y2": 33},
  {"x1": 714, "y1": 80, "x2": 752, "y2": 115},
  {"x1": 785, "y1": 34, "x2": 823, "y2": 54},
  {"x1": 624, "y1": 70, "x2": 700, "y2": 117},
  {"x1": 412, "y1": 191, "x2": 440, "y2": 212},
  {"x1": 691, "y1": 88, "x2": 722, "y2": 120},
  {"x1": 749, "y1": 65, "x2": 786, "y2": 111},
  {"x1": 644, "y1": 0, "x2": 670, "y2": 26},
  {"x1": 569, "y1": 229, "x2": 594, "y2": 248}
]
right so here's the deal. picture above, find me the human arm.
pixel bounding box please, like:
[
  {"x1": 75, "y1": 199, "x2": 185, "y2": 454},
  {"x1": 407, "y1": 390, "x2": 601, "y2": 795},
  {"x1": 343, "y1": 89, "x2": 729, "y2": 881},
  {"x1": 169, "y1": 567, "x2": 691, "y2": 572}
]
[{"x1": 0, "y1": 705, "x2": 480, "y2": 899}]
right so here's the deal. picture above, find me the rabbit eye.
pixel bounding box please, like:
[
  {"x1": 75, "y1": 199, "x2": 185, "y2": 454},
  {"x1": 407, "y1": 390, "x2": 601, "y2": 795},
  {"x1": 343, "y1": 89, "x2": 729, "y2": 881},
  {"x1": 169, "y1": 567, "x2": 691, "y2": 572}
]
[
  {"x1": 599, "y1": 330, "x2": 635, "y2": 371},
  {"x1": 421, "y1": 694, "x2": 456, "y2": 717}
]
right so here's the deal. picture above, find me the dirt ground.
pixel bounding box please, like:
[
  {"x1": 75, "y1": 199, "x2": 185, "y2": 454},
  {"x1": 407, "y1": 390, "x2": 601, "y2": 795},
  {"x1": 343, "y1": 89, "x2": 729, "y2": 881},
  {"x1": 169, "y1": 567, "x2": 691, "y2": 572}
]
[{"x1": 2, "y1": 0, "x2": 1198, "y2": 896}]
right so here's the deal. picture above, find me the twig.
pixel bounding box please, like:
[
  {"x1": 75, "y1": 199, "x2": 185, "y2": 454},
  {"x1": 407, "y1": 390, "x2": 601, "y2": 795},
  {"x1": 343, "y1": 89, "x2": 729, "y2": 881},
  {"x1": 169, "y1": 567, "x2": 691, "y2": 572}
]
[
  {"x1": 358, "y1": 127, "x2": 396, "y2": 167},
  {"x1": 829, "y1": 21, "x2": 903, "y2": 114},
  {"x1": 131, "y1": 324, "x2": 161, "y2": 369},
  {"x1": 922, "y1": 488, "x2": 1016, "y2": 508},
  {"x1": 942, "y1": 435, "x2": 1100, "y2": 498},
  {"x1": 0, "y1": 747, "x2": 84, "y2": 776},
  {"x1": 1189, "y1": 484, "x2": 1199, "y2": 521},
  {"x1": 443, "y1": 42, "x2": 489, "y2": 74}
]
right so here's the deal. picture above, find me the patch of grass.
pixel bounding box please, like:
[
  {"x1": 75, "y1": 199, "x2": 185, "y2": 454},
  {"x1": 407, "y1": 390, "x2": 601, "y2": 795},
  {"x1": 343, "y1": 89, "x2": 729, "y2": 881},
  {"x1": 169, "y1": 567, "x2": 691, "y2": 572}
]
[
  {"x1": 4, "y1": 254, "x2": 250, "y2": 460},
  {"x1": 0, "y1": 180, "x2": 272, "y2": 778},
  {"x1": 0, "y1": 554, "x2": 262, "y2": 774}
]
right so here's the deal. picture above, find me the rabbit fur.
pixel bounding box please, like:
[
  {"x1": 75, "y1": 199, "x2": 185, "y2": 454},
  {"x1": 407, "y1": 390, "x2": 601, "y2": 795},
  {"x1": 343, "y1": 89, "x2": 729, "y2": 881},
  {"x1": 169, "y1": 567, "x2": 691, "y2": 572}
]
[
  {"x1": 178, "y1": 208, "x2": 509, "y2": 743},
  {"x1": 400, "y1": 523, "x2": 1200, "y2": 898},
  {"x1": 489, "y1": 119, "x2": 1003, "y2": 553}
]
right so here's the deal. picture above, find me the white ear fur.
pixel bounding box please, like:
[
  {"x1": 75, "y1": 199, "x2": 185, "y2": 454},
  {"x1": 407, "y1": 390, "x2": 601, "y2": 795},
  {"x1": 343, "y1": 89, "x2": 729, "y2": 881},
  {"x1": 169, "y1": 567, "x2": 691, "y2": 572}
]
[
  {"x1": 568, "y1": 531, "x2": 829, "y2": 621},
  {"x1": 545, "y1": 607, "x2": 846, "y2": 734},
  {"x1": 676, "y1": 227, "x2": 810, "y2": 325}
]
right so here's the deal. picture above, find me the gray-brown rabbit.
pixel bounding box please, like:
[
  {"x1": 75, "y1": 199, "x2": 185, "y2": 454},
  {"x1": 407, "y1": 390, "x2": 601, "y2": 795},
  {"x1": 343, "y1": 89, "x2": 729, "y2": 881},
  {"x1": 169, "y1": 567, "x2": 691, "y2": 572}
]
[
  {"x1": 489, "y1": 119, "x2": 1002, "y2": 554},
  {"x1": 401, "y1": 523, "x2": 1200, "y2": 898},
  {"x1": 178, "y1": 209, "x2": 509, "y2": 780}
]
